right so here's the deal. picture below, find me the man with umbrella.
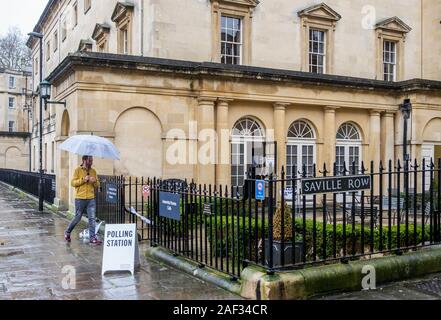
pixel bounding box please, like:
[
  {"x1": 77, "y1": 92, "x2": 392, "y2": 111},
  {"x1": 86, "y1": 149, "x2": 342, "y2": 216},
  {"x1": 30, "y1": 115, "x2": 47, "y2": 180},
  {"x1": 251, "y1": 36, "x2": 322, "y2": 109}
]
[
  {"x1": 64, "y1": 155, "x2": 102, "y2": 245},
  {"x1": 59, "y1": 134, "x2": 120, "y2": 244}
]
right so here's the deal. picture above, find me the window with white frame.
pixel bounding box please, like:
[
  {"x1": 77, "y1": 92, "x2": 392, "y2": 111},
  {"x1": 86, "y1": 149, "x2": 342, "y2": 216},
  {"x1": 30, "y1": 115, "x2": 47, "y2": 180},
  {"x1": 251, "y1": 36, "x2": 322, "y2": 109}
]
[
  {"x1": 62, "y1": 19, "x2": 67, "y2": 41},
  {"x1": 73, "y1": 3, "x2": 78, "y2": 28},
  {"x1": 46, "y1": 41, "x2": 50, "y2": 60},
  {"x1": 44, "y1": 143, "x2": 48, "y2": 171},
  {"x1": 112, "y1": 2, "x2": 133, "y2": 55},
  {"x1": 51, "y1": 142, "x2": 55, "y2": 173},
  {"x1": 9, "y1": 76, "x2": 15, "y2": 89},
  {"x1": 383, "y1": 40, "x2": 397, "y2": 81},
  {"x1": 8, "y1": 121, "x2": 15, "y2": 132},
  {"x1": 54, "y1": 31, "x2": 58, "y2": 52},
  {"x1": 84, "y1": 0, "x2": 91, "y2": 14},
  {"x1": 286, "y1": 121, "x2": 316, "y2": 188},
  {"x1": 221, "y1": 16, "x2": 242, "y2": 65},
  {"x1": 8, "y1": 97, "x2": 15, "y2": 109},
  {"x1": 98, "y1": 40, "x2": 107, "y2": 53},
  {"x1": 336, "y1": 123, "x2": 362, "y2": 175},
  {"x1": 117, "y1": 25, "x2": 130, "y2": 54},
  {"x1": 33, "y1": 146, "x2": 36, "y2": 171},
  {"x1": 231, "y1": 118, "x2": 265, "y2": 191},
  {"x1": 309, "y1": 29, "x2": 326, "y2": 74},
  {"x1": 34, "y1": 57, "x2": 39, "y2": 74},
  {"x1": 123, "y1": 28, "x2": 128, "y2": 54}
]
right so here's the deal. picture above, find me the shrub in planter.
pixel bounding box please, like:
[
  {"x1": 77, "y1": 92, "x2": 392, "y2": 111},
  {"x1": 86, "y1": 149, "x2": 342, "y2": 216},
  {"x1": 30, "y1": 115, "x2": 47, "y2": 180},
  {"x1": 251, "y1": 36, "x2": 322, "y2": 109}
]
[{"x1": 264, "y1": 203, "x2": 303, "y2": 267}]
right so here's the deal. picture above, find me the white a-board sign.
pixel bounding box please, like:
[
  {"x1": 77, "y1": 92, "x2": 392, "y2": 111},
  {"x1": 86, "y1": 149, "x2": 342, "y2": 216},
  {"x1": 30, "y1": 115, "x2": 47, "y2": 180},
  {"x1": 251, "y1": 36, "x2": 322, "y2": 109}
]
[{"x1": 102, "y1": 224, "x2": 140, "y2": 276}]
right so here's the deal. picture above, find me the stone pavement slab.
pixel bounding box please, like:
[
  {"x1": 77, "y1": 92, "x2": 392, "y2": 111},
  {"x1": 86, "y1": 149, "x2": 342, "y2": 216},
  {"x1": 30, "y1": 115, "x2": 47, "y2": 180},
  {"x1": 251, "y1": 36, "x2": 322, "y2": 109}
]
[
  {"x1": 316, "y1": 272, "x2": 441, "y2": 300},
  {"x1": 0, "y1": 185, "x2": 241, "y2": 300}
]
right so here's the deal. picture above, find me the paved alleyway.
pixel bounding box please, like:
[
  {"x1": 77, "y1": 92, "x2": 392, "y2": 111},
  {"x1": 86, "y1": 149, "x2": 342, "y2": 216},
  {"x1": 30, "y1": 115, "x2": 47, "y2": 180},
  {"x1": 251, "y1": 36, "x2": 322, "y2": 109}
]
[{"x1": 0, "y1": 184, "x2": 240, "y2": 300}]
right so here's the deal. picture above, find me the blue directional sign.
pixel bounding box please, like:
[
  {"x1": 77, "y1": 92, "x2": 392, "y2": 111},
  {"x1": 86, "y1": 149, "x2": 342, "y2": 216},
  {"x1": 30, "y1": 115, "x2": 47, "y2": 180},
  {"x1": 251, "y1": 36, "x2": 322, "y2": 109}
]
[
  {"x1": 255, "y1": 180, "x2": 265, "y2": 200},
  {"x1": 159, "y1": 192, "x2": 181, "y2": 221}
]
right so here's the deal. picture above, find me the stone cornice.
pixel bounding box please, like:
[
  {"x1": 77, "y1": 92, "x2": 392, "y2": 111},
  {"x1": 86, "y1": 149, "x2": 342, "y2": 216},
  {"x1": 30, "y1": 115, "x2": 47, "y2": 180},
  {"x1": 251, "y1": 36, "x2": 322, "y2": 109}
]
[
  {"x1": 0, "y1": 132, "x2": 31, "y2": 139},
  {"x1": 46, "y1": 52, "x2": 441, "y2": 93}
]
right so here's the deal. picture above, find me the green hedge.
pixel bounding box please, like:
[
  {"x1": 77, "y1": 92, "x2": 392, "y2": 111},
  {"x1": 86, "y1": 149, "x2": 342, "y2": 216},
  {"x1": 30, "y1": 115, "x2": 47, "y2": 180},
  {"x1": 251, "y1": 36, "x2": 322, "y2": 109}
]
[
  {"x1": 299, "y1": 219, "x2": 429, "y2": 260},
  {"x1": 207, "y1": 215, "x2": 267, "y2": 262},
  {"x1": 208, "y1": 217, "x2": 431, "y2": 262}
]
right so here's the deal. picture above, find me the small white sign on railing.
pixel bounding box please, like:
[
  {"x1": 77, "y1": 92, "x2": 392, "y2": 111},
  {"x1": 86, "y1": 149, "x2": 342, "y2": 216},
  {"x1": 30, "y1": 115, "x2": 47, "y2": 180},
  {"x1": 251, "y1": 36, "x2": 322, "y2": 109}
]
[{"x1": 101, "y1": 224, "x2": 140, "y2": 276}]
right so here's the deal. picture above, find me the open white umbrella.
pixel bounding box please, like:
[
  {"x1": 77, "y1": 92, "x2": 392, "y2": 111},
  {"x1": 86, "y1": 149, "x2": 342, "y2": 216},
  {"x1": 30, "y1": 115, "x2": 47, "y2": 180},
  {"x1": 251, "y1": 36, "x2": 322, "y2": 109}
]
[{"x1": 58, "y1": 135, "x2": 120, "y2": 160}]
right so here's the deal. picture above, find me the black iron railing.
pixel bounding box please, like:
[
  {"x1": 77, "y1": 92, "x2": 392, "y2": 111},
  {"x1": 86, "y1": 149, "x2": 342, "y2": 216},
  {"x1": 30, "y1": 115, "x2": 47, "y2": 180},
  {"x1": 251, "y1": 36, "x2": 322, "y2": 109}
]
[
  {"x1": 96, "y1": 159, "x2": 441, "y2": 279},
  {"x1": 0, "y1": 169, "x2": 56, "y2": 204},
  {"x1": 96, "y1": 175, "x2": 126, "y2": 224}
]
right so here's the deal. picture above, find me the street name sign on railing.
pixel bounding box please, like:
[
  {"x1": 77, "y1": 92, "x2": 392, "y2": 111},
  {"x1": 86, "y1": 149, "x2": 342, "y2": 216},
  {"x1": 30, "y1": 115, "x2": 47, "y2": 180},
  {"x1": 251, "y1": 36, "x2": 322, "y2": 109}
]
[{"x1": 301, "y1": 175, "x2": 371, "y2": 195}]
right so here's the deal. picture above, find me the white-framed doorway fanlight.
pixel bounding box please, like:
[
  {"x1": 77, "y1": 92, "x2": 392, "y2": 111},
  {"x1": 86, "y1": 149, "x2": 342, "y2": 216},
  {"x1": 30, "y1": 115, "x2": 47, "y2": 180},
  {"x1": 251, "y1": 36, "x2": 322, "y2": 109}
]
[
  {"x1": 231, "y1": 117, "x2": 267, "y2": 189},
  {"x1": 335, "y1": 122, "x2": 363, "y2": 175},
  {"x1": 286, "y1": 120, "x2": 317, "y2": 181}
]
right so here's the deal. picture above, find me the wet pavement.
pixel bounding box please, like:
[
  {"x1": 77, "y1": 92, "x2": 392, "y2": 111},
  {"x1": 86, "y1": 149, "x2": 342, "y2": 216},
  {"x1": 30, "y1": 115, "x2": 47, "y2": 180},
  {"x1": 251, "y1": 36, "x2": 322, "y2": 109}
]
[
  {"x1": 3, "y1": 184, "x2": 441, "y2": 301},
  {"x1": 316, "y1": 270, "x2": 441, "y2": 300},
  {"x1": 0, "y1": 185, "x2": 241, "y2": 300}
]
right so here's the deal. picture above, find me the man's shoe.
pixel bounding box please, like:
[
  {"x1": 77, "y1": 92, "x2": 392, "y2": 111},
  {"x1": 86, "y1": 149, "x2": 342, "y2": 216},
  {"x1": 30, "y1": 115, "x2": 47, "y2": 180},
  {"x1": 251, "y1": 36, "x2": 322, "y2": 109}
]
[
  {"x1": 64, "y1": 232, "x2": 71, "y2": 242},
  {"x1": 89, "y1": 237, "x2": 102, "y2": 246}
]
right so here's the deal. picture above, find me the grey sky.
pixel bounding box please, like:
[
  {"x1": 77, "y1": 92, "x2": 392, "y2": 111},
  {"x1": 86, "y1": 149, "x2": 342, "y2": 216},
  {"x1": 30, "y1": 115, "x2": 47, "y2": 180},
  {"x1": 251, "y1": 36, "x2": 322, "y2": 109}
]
[{"x1": 0, "y1": 0, "x2": 48, "y2": 36}]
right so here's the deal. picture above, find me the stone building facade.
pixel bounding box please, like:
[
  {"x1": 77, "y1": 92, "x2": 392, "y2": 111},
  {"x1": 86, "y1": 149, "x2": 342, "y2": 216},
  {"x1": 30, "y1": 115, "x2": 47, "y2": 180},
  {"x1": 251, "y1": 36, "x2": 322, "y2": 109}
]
[
  {"x1": 0, "y1": 68, "x2": 32, "y2": 171},
  {"x1": 27, "y1": 0, "x2": 441, "y2": 210}
]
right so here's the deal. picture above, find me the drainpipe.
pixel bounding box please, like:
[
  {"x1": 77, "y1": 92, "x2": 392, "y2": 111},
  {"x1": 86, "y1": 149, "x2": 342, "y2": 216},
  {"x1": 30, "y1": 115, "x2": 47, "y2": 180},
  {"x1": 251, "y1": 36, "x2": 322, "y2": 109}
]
[{"x1": 140, "y1": 0, "x2": 144, "y2": 56}]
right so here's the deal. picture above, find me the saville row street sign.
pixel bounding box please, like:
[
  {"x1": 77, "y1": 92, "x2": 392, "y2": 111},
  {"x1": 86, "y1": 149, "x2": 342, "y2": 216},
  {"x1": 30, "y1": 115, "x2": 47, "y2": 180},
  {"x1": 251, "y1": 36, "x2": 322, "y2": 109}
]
[{"x1": 301, "y1": 175, "x2": 371, "y2": 195}]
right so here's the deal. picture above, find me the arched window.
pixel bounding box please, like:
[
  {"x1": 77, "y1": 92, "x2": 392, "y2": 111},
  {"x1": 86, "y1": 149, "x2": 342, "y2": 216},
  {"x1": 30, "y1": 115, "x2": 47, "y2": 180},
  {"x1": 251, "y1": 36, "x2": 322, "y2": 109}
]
[
  {"x1": 336, "y1": 122, "x2": 361, "y2": 140},
  {"x1": 232, "y1": 118, "x2": 264, "y2": 138},
  {"x1": 336, "y1": 122, "x2": 362, "y2": 175},
  {"x1": 287, "y1": 120, "x2": 315, "y2": 139},
  {"x1": 231, "y1": 118, "x2": 265, "y2": 189},
  {"x1": 286, "y1": 121, "x2": 316, "y2": 188}
]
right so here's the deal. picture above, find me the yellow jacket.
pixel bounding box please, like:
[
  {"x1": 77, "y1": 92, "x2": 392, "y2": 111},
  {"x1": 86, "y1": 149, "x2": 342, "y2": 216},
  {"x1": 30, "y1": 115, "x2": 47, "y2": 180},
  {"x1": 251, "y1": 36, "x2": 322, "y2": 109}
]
[{"x1": 71, "y1": 166, "x2": 100, "y2": 200}]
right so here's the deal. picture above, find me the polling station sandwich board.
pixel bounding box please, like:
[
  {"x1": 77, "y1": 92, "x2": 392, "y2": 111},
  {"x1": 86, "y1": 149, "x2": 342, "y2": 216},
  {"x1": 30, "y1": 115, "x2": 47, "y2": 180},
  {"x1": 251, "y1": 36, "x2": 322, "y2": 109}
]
[{"x1": 102, "y1": 224, "x2": 140, "y2": 276}]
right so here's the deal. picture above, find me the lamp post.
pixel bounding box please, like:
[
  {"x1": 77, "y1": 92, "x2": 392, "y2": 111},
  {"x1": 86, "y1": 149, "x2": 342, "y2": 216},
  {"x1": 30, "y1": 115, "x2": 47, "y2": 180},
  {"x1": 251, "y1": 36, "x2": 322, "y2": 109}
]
[
  {"x1": 399, "y1": 99, "x2": 412, "y2": 163},
  {"x1": 400, "y1": 99, "x2": 412, "y2": 198},
  {"x1": 28, "y1": 31, "x2": 44, "y2": 212},
  {"x1": 40, "y1": 80, "x2": 67, "y2": 109}
]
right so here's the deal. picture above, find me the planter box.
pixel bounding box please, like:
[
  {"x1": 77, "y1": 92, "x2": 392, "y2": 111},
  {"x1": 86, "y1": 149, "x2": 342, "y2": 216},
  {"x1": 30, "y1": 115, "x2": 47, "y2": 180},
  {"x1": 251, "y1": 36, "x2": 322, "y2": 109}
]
[{"x1": 264, "y1": 239, "x2": 303, "y2": 267}]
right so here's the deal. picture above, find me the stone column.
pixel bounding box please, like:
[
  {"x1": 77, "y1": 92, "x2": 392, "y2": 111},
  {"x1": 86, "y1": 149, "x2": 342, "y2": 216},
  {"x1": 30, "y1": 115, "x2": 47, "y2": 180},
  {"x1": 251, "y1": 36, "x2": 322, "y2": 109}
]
[
  {"x1": 53, "y1": 136, "x2": 69, "y2": 211},
  {"x1": 369, "y1": 110, "x2": 382, "y2": 166},
  {"x1": 369, "y1": 110, "x2": 382, "y2": 194},
  {"x1": 197, "y1": 98, "x2": 216, "y2": 185},
  {"x1": 380, "y1": 111, "x2": 396, "y2": 193},
  {"x1": 273, "y1": 102, "x2": 289, "y2": 176},
  {"x1": 381, "y1": 111, "x2": 395, "y2": 166},
  {"x1": 216, "y1": 99, "x2": 232, "y2": 186},
  {"x1": 324, "y1": 106, "x2": 338, "y2": 172}
]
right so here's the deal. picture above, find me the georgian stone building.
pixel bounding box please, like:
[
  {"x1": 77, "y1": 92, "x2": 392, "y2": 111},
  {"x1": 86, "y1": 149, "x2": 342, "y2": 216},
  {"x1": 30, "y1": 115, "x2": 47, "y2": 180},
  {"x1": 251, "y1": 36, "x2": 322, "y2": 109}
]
[
  {"x1": 28, "y1": 0, "x2": 441, "y2": 210},
  {"x1": 0, "y1": 68, "x2": 32, "y2": 171}
]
